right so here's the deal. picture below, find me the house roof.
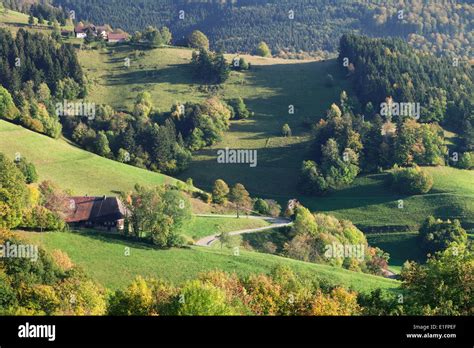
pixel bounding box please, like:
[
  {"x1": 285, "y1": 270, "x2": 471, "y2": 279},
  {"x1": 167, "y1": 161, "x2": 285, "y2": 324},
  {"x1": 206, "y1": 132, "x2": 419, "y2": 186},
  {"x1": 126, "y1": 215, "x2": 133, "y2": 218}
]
[
  {"x1": 74, "y1": 25, "x2": 85, "y2": 33},
  {"x1": 96, "y1": 26, "x2": 109, "y2": 33},
  {"x1": 108, "y1": 32, "x2": 129, "y2": 41},
  {"x1": 74, "y1": 24, "x2": 96, "y2": 33},
  {"x1": 64, "y1": 196, "x2": 128, "y2": 223}
]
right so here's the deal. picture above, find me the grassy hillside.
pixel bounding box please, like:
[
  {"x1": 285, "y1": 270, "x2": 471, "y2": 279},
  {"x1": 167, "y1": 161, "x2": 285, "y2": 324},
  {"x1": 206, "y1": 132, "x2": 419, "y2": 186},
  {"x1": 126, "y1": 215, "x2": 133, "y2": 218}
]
[
  {"x1": 0, "y1": 6, "x2": 31, "y2": 24},
  {"x1": 78, "y1": 45, "x2": 350, "y2": 197},
  {"x1": 0, "y1": 120, "x2": 177, "y2": 196},
  {"x1": 77, "y1": 45, "x2": 474, "y2": 230},
  {"x1": 0, "y1": 7, "x2": 72, "y2": 34},
  {"x1": 241, "y1": 227, "x2": 416, "y2": 273},
  {"x1": 1, "y1": 41, "x2": 470, "y2": 231},
  {"x1": 367, "y1": 230, "x2": 474, "y2": 274},
  {"x1": 242, "y1": 218, "x2": 474, "y2": 275},
  {"x1": 20, "y1": 230, "x2": 399, "y2": 293},
  {"x1": 366, "y1": 232, "x2": 422, "y2": 273},
  {"x1": 300, "y1": 167, "x2": 474, "y2": 230}
]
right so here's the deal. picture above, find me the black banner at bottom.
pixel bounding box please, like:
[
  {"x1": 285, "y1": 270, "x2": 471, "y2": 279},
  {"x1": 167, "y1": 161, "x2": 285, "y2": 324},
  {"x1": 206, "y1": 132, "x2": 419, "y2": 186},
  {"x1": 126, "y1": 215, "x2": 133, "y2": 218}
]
[{"x1": 0, "y1": 316, "x2": 472, "y2": 347}]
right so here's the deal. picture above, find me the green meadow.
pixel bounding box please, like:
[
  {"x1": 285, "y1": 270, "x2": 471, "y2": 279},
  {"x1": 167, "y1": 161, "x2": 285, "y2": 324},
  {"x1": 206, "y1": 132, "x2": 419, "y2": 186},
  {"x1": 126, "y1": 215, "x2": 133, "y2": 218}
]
[
  {"x1": 78, "y1": 45, "x2": 350, "y2": 198},
  {"x1": 300, "y1": 167, "x2": 474, "y2": 230},
  {"x1": 0, "y1": 7, "x2": 73, "y2": 34},
  {"x1": 0, "y1": 5, "x2": 471, "y2": 315},
  {"x1": 0, "y1": 120, "x2": 176, "y2": 196},
  {"x1": 366, "y1": 232, "x2": 422, "y2": 274},
  {"x1": 4, "y1": 115, "x2": 470, "y2": 231},
  {"x1": 20, "y1": 230, "x2": 399, "y2": 293},
  {"x1": 76, "y1": 45, "x2": 474, "y2": 231},
  {"x1": 241, "y1": 220, "x2": 474, "y2": 274}
]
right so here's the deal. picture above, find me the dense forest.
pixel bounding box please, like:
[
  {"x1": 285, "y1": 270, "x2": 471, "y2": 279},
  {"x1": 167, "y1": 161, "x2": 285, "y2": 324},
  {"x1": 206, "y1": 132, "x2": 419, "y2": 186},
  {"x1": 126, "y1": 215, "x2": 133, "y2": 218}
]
[
  {"x1": 339, "y1": 34, "x2": 474, "y2": 151},
  {"x1": 46, "y1": 0, "x2": 473, "y2": 58},
  {"x1": 0, "y1": 28, "x2": 85, "y2": 138},
  {"x1": 299, "y1": 33, "x2": 474, "y2": 196},
  {"x1": 0, "y1": 29, "x2": 84, "y2": 98}
]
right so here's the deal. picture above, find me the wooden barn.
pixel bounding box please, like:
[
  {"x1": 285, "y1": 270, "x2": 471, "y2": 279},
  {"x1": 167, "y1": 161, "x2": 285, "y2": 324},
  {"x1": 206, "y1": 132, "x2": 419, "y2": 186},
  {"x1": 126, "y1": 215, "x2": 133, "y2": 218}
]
[{"x1": 64, "y1": 196, "x2": 128, "y2": 232}]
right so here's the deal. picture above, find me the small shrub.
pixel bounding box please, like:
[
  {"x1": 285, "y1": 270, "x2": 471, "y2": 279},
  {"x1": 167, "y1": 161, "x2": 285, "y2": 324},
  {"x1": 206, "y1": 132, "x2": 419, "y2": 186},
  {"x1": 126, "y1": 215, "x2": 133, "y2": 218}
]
[
  {"x1": 15, "y1": 157, "x2": 38, "y2": 184},
  {"x1": 418, "y1": 216, "x2": 468, "y2": 255},
  {"x1": 254, "y1": 198, "x2": 269, "y2": 215},
  {"x1": 266, "y1": 200, "x2": 282, "y2": 217},
  {"x1": 282, "y1": 124, "x2": 292, "y2": 137},
  {"x1": 193, "y1": 191, "x2": 212, "y2": 204},
  {"x1": 387, "y1": 165, "x2": 433, "y2": 195},
  {"x1": 212, "y1": 179, "x2": 230, "y2": 204},
  {"x1": 262, "y1": 241, "x2": 277, "y2": 254},
  {"x1": 457, "y1": 152, "x2": 474, "y2": 170},
  {"x1": 21, "y1": 206, "x2": 66, "y2": 231},
  {"x1": 50, "y1": 250, "x2": 74, "y2": 271}
]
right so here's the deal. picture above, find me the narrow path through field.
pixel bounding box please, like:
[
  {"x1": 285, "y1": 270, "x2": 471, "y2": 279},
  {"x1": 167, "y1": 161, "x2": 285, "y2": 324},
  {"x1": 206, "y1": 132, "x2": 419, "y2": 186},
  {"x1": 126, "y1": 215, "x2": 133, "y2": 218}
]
[
  {"x1": 193, "y1": 214, "x2": 397, "y2": 279},
  {"x1": 193, "y1": 214, "x2": 292, "y2": 247}
]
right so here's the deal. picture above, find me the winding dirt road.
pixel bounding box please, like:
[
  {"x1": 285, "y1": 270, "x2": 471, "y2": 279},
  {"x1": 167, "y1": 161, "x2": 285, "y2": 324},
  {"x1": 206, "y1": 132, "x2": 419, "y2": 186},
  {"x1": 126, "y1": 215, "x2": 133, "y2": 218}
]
[
  {"x1": 192, "y1": 214, "x2": 397, "y2": 279},
  {"x1": 193, "y1": 214, "x2": 293, "y2": 247}
]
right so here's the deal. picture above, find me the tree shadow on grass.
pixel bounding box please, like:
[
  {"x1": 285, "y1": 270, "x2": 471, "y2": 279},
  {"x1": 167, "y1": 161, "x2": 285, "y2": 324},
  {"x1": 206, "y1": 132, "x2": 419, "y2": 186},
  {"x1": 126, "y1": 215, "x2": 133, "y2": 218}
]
[
  {"x1": 178, "y1": 141, "x2": 309, "y2": 199},
  {"x1": 106, "y1": 64, "x2": 195, "y2": 86},
  {"x1": 299, "y1": 174, "x2": 404, "y2": 213},
  {"x1": 182, "y1": 156, "x2": 420, "y2": 221},
  {"x1": 227, "y1": 118, "x2": 311, "y2": 138},
  {"x1": 241, "y1": 59, "x2": 349, "y2": 111},
  {"x1": 106, "y1": 69, "x2": 162, "y2": 85},
  {"x1": 69, "y1": 229, "x2": 189, "y2": 251},
  {"x1": 193, "y1": 139, "x2": 312, "y2": 168},
  {"x1": 4, "y1": 23, "x2": 50, "y2": 30}
]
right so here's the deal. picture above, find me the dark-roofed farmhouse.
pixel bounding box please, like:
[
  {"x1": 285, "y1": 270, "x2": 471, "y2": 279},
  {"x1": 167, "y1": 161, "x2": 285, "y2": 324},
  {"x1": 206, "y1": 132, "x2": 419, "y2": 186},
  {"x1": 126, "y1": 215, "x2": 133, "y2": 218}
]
[
  {"x1": 107, "y1": 32, "x2": 129, "y2": 43},
  {"x1": 64, "y1": 196, "x2": 128, "y2": 232}
]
